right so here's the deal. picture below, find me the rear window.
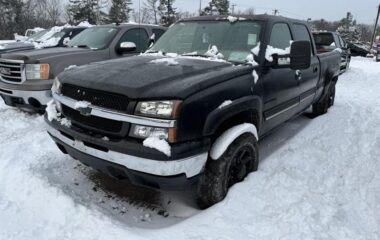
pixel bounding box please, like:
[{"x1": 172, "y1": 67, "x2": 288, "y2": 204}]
[{"x1": 313, "y1": 33, "x2": 334, "y2": 46}]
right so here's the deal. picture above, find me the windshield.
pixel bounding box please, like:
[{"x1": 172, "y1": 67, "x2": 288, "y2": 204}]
[
  {"x1": 68, "y1": 27, "x2": 118, "y2": 49},
  {"x1": 150, "y1": 21, "x2": 262, "y2": 63},
  {"x1": 28, "y1": 29, "x2": 50, "y2": 41}
]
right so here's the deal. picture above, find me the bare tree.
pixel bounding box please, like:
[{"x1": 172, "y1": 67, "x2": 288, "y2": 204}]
[
  {"x1": 144, "y1": 0, "x2": 159, "y2": 24},
  {"x1": 46, "y1": 0, "x2": 62, "y2": 26}
]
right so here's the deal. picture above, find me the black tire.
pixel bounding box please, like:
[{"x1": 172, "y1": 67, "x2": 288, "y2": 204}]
[
  {"x1": 312, "y1": 82, "x2": 336, "y2": 116},
  {"x1": 196, "y1": 133, "x2": 259, "y2": 209}
]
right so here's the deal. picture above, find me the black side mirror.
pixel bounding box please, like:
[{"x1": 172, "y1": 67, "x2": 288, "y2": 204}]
[{"x1": 290, "y1": 41, "x2": 311, "y2": 70}]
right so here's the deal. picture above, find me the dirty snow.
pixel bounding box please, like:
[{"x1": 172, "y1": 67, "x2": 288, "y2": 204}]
[
  {"x1": 0, "y1": 57, "x2": 379, "y2": 239},
  {"x1": 252, "y1": 70, "x2": 259, "y2": 84},
  {"x1": 74, "y1": 101, "x2": 91, "y2": 109},
  {"x1": 143, "y1": 137, "x2": 171, "y2": 157},
  {"x1": 218, "y1": 100, "x2": 233, "y2": 109},
  {"x1": 46, "y1": 100, "x2": 59, "y2": 122},
  {"x1": 150, "y1": 58, "x2": 179, "y2": 66},
  {"x1": 210, "y1": 123, "x2": 258, "y2": 160}
]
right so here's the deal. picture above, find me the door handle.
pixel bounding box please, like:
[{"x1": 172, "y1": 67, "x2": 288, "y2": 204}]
[{"x1": 313, "y1": 67, "x2": 318, "y2": 73}]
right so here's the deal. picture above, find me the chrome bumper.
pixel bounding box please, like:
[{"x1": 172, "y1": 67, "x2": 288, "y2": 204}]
[
  {"x1": 0, "y1": 88, "x2": 51, "y2": 105},
  {"x1": 47, "y1": 126, "x2": 208, "y2": 178}
]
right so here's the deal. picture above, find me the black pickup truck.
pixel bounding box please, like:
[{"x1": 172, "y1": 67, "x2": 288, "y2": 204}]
[
  {"x1": 45, "y1": 15, "x2": 340, "y2": 208},
  {"x1": 0, "y1": 24, "x2": 166, "y2": 112}
]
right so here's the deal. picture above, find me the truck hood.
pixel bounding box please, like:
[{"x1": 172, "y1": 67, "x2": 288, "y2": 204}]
[
  {"x1": 0, "y1": 42, "x2": 34, "y2": 54},
  {"x1": 0, "y1": 47, "x2": 93, "y2": 63},
  {"x1": 59, "y1": 55, "x2": 253, "y2": 99}
]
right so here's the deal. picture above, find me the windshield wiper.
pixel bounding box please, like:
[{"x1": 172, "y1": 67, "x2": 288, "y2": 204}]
[
  {"x1": 145, "y1": 50, "x2": 167, "y2": 55},
  {"x1": 74, "y1": 44, "x2": 90, "y2": 49}
]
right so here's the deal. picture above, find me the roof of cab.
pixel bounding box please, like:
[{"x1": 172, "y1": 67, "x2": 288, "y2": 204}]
[
  {"x1": 93, "y1": 23, "x2": 167, "y2": 30},
  {"x1": 180, "y1": 14, "x2": 307, "y2": 25}
]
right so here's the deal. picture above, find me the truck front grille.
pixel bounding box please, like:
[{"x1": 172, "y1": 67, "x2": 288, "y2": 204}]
[
  {"x1": 0, "y1": 59, "x2": 24, "y2": 83},
  {"x1": 61, "y1": 84, "x2": 129, "y2": 112},
  {"x1": 62, "y1": 105, "x2": 123, "y2": 133}
]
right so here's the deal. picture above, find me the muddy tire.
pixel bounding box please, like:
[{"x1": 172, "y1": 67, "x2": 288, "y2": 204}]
[{"x1": 196, "y1": 134, "x2": 259, "y2": 209}]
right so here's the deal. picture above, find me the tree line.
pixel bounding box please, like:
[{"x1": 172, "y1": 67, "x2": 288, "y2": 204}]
[{"x1": 0, "y1": 0, "x2": 377, "y2": 43}]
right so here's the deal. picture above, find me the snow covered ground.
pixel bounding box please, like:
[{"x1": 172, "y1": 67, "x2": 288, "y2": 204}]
[{"x1": 0, "y1": 57, "x2": 379, "y2": 239}]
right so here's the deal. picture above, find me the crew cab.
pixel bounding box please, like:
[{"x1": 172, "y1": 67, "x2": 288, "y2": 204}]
[
  {"x1": 313, "y1": 31, "x2": 351, "y2": 73},
  {"x1": 0, "y1": 27, "x2": 87, "y2": 54},
  {"x1": 0, "y1": 24, "x2": 166, "y2": 112},
  {"x1": 45, "y1": 15, "x2": 340, "y2": 208}
]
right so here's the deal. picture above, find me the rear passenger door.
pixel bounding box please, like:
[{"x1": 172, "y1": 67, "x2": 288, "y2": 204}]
[
  {"x1": 262, "y1": 22, "x2": 300, "y2": 132},
  {"x1": 292, "y1": 23, "x2": 320, "y2": 108}
]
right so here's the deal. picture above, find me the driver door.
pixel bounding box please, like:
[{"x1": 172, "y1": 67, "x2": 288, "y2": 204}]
[{"x1": 261, "y1": 22, "x2": 300, "y2": 133}]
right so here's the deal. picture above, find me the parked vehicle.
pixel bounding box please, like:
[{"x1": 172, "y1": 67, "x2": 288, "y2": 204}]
[
  {"x1": 376, "y1": 44, "x2": 380, "y2": 62},
  {"x1": 0, "y1": 27, "x2": 86, "y2": 54},
  {"x1": 348, "y1": 42, "x2": 370, "y2": 57},
  {"x1": 313, "y1": 31, "x2": 351, "y2": 72},
  {"x1": 0, "y1": 24, "x2": 166, "y2": 112},
  {"x1": 45, "y1": 15, "x2": 340, "y2": 208}
]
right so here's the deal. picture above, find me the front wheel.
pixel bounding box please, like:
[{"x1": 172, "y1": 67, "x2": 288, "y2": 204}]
[{"x1": 196, "y1": 134, "x2": 259, "y2": 209}]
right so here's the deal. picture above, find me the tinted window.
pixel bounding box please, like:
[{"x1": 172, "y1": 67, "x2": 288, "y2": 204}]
[
  {"x1": 152, "y1": 29, "x2": 165, "y2": 41},
  {"x1": 293, "y1": 24, "x2": 313, "y2": 54},
  {"x1": 119, "y1": 28, "x2": 149, "y2": 53},
  {"x1": 293, "y1": 24, "x2": 312, "y2": 42},
  {"x1": 270, "y1": 23, "x2": 293, "y2": 49}
]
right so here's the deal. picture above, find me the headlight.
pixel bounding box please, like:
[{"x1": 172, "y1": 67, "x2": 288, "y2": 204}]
[
  {"x1": 51, "y1": 77, "x2": 62, "y2": 94},
  {"x1": 135, "y1": 100, "x2": 181, "y2": 118},
  {"x1": 130, "y1": 124, "x2": 177, "y2": 143},
  {"x1": 25, "y1": 64, "x2": 50, "y2": 80}
]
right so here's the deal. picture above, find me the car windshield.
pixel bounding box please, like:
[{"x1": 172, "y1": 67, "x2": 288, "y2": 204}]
[
  {"x1": 68, "y1": 27, "x2": 118, "y2": 49},
  {"x1": 150, "y1": 20, "x2": 262, "y2": 63},
  {"x1": 28, "y1": 29, "x2": 50, "y2": 41}
]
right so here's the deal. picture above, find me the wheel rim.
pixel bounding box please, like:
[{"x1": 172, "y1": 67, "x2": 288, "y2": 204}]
[{"x1": 227, "y1": 146, "x2": 253, "y2": 188}]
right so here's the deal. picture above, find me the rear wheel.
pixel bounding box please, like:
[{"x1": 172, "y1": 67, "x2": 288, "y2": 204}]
[
  {"x1": 196, "y1": 134, "x2": 259, "y2": 209},
  {"x1": 313, "y1": 82, "x2": 336, "y2": 116}
]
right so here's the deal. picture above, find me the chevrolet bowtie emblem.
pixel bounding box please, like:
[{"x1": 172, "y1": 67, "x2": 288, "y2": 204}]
[{"x1": 77, "y1": 107, "x2": 92, "y2": 116}]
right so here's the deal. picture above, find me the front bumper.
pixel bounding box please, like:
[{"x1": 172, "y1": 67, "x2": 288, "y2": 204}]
[
  {"x1": 45, "y1": 119, "x2": 209, "y2": 190},
  {"x1": 0, "y1": 80, "x2": 52, "y2": 110}
]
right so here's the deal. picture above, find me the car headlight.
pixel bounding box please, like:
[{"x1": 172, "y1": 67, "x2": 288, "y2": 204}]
[
  {"x1": 51, "y1": 77, "x2": 62, "y2": 94},
  {"x1": 130, "y1": 124, "x2": 177, "y2": 143},
  {"x1": 25, "y1": 64, "x2": 50, "y2": 80},
  {"x1": 135, "y1": 100, "x2": 181, "y2": 119}
]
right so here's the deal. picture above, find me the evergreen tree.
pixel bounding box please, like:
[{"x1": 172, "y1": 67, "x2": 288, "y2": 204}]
[
  {"x1": 203, "y1": 0, "x2": 230, "y2": 16},
  {"x1": 158, "y1": 0, "x2": 176, "y2": 27},
  {"x1": 108, "y1": 0, "x2": 132, "y2": 23},
  {"x1": 67, "y1": 0, "x2": 99, "y2": 24}
]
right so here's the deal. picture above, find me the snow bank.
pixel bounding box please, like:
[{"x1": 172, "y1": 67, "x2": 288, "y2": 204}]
[
  {"x1": 143, "y1": 137, "x2": 171, "y2": 157},
  {"x1": 77, "y1": 21, "x2": 93, "y2": 27}
]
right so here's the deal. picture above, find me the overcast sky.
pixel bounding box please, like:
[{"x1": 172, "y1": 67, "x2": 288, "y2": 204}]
[{"x1": 130, "y1": 0, "x2": 380, "y2": 24}]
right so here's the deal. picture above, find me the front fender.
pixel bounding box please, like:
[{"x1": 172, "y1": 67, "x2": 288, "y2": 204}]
[{"x1": 203, "y1": 95, "x2": 263, "y2": 136}]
